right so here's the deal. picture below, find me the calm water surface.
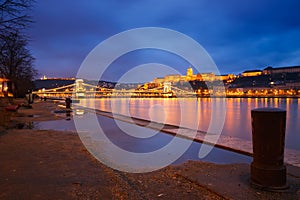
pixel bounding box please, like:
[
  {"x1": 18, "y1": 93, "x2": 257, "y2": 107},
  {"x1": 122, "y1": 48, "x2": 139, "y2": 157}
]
[{"x1": 79, "y1": 98, "x2": 300, "y2": 150}]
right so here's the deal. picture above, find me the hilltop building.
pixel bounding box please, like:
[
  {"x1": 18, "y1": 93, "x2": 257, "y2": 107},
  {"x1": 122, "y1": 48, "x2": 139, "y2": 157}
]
[
  {"x1": 186, "y1": 67, "x2": 197, "y2": 81},
  {"x1": 263, "y1": 66, "x2": 300, "y2": 74},
  {"x1": 34, "y1": 78, "x2": 76, "y2": 90},
  {"x1": 164, "y1": 74, "x2": 186, "y2": 82},
  {"x1": 40, "y1": 75, "x2": 75, "y2": 81},
  {"x1": 186, "y1": 67, "x2": 193, "y2": 77},
  {"x1": 242, "y1": 70, "x2": 262, "y2": 77},
  {"x1": 153, "y1": 67, "x2": 234, "y2": 84},
  {"x1": 152, "y1": 77, "x2": 165, "y2": 84}
]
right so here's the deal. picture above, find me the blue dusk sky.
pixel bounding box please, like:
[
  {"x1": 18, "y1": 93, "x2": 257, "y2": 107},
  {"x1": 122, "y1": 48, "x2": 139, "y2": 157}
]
[{"x1": 29, "y1": 0, "x2": 300, "y2": 82}]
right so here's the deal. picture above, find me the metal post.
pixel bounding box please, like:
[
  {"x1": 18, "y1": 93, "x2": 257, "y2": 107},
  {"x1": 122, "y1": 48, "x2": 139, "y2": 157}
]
[
  {"x1": 66, "y1": 110, "x2": 71, "y2": 120},
  {"x1": 65, "y1": 97, "x2": 72, "y2": 109},
  {"x1": 250, "y1": 107, "x2": 288, "y2": 190}
]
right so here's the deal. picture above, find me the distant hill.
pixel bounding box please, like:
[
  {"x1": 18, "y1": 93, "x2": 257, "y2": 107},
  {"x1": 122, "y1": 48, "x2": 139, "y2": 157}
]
[
  {"x1": 34, "y1": 79, "x2": 75, "y2": 90},
  {"x1": 33, "y1": 79, "x2": 117, "y2": 90}
]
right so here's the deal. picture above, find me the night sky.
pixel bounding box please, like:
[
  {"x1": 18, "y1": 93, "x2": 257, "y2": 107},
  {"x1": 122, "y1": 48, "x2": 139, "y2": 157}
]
[{"x1": 29, "y1": 0, "x2": 300, "y2": 82}]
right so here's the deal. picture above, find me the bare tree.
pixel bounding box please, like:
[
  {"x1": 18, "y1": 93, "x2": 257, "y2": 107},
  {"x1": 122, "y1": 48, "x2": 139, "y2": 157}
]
[
  {"x1": 0, "y1": 0, "x2": 36, "y2": 97},
  {"x1": 0, "y1": 31, "x2": 36, "y2": 97},
  {"x1": 0, "y1": 0, "x2": 33, "y2": 36}
]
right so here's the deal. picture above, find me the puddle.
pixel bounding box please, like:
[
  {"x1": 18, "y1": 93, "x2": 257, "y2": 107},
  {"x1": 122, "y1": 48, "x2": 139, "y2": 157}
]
[
  {"x1": 16, "y1": 122, "x2": 37, "y2": 129},
  {"x1": 75, "y1": 109, "x2": 85, "y2": 115},
  {"x1": 53, "y1": 110, "x2": 72, "y2": 114},
  {"x1": 27, "y1": 114, "x2": 40, "y2": 118},
  {"x1": 53, "y1": 109, "x2": 85, "y2": 116},
  {"x1": 35, "y1": 119, "x2": 76, "y2": 131},
  {"x1": 33, "y1": 114, "x2": 251, "y2": 165},
  {"x1": 52, "y1": 110, "x2": 74, "y2": 120}
]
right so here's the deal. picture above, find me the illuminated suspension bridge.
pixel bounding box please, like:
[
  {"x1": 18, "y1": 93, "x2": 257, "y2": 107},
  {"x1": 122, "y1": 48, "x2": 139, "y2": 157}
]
[{"x1": 33, "y1": 79, "x2": 197, "y2": 99}]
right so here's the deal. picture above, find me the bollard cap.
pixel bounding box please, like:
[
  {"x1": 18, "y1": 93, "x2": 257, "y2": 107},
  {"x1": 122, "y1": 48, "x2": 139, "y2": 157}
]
[{"x1": 251, "y1": 107, "x2": 286, "y2": 113}]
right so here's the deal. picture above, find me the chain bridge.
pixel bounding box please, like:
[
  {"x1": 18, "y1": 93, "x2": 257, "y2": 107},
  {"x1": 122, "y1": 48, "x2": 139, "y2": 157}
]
[{"x1": 33, "y1": 79, "x2": 196, "y2": 99}]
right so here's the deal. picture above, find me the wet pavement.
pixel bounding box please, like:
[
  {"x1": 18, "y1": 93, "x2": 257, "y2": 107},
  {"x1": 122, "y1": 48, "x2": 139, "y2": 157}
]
[
  {"x1": 36, "y1": 110, "x2": 252, "y2": 166},
  {"x1": 15, "y1": 103, "x2": 300, "y2": 168}
]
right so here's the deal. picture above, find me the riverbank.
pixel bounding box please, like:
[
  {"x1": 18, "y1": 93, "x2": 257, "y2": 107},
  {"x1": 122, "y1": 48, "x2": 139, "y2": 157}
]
[
  {"x1": 0, "y1": 98, "x2": 299, "y2": 199},
  {"x1": 76, "y1": 102, "x2": 300, "y2": 168}
]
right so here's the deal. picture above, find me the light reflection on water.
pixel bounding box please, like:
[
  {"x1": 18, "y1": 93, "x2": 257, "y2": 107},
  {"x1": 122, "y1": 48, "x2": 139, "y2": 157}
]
[{"x1": 79, "y1": 98, "x2": 300, "y2": 150}]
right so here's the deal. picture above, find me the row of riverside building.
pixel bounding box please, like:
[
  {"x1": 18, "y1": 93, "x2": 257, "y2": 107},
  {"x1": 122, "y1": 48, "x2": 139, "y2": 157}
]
[
  {"x1": 153, "y1": 67, "x2": 236, "y2": 83},
  {"x1": 153, "y1": 66, "x2": 300, "y2": 84},
  {"x1": 149, "y1": 66, "x2": 300, "y2": 96}
]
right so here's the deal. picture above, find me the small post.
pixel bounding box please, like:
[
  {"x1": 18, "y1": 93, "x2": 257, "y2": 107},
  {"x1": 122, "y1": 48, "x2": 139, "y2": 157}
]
[
  {"x1": 65, "y1": 97, "x2": 72, "y2": 109},
  {"x1": 28, "y1": 90, "x2": 33, "y2": 104},
  {"x1": 250, "y1": 107, "x2": 288, "y2": 190},
  {"x1": 66, "y1": 110, "x2": 71, "y2": 120},
  {"x1": 26, "y1": 90, "x2": 33, "y2": 108}
]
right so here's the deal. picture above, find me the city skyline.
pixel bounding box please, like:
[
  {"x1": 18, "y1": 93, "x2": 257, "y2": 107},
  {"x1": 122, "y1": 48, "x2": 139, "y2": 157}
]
[
  {"x1": 29, "y1": 1, "x2": 300, "y2": 80},
  {"x1": 33, "y1": 64, "x2": 300, "y2": 98},
  {"x1": 38, "y1": 64, "x2": 299, "y2": 83}
]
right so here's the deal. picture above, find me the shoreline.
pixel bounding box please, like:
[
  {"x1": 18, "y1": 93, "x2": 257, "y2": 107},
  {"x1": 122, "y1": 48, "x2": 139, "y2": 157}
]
[
  {"x1": 41, "y1": 95, "x2": 300, "y2": 100},
  {"x1": 73, "y1": 103, "x2": 300, "y2": 168},
  {"x1": 1, "y1": 99, "x2": 300, "y2": 199}
]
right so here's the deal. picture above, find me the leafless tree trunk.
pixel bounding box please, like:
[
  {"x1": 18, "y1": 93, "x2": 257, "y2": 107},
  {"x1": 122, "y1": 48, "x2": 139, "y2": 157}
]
[
  {"x1": 0, "y1": 0, "x2": 35, "y2": 97},
  {"x1": 0, "y1": 31, "x2": 36, "y2": 97}
]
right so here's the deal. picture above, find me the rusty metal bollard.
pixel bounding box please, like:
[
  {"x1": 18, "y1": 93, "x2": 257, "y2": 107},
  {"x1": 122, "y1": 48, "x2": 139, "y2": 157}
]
[
  {"x1": 250, "y1": 107, "x2": 288, "y2": 190},
  {"x1": 65, "y1": 97, "x2": 72, "y2": 109}
]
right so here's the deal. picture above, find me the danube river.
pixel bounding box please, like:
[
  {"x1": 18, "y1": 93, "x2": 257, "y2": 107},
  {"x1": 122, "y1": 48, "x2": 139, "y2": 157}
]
[{"x1": 78, "y1": 97, "x2": 300, "y2": 151}]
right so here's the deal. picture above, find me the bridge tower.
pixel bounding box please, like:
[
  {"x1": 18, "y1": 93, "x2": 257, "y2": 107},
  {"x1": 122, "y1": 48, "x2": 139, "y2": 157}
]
[
  {"x1": 75, "y1": 79, "x2": 86, "y2": 98},
  {"x1": 163, "y1": 82, "x2": 172, "y2": 93}
]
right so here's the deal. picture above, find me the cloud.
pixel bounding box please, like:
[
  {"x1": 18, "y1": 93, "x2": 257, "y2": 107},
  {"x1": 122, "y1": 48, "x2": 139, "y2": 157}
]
[{"x1": 29, "y1": 0, "x2": 300, "y2": 79}]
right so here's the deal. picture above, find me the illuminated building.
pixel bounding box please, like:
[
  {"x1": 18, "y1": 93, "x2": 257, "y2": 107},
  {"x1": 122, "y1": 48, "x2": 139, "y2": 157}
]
[
  {"x1": 0, "y1": 78, "x2": 11, "y2": 97},
  {"x1": 34, "y1": 78, "x2": 76, "y2": 90},
  {"x1": 186, "y1": 67, "x2": 193, "y2": 77},
  {"x1": 200, "y1": 73, "x2": 215, "y2": 82},
  {"x1": 152, "y1": 67, "x2": 234, "y2": 83},
  {"x1": 164, "y1": 74, "x2": 183, "y2": 82},
  {"x1": 186, "y1": 67, "x2": 197, "y2": 81},
  {"x1": 242, "y1": 70, "x2": 262, "y2": 77},
  {"x1": 40, "y1": 75, "x2": 75, "y2": 81},
  {"x1": 215, "y1": 74, "x2": 235, "y2": 81},
  {"x1": 195, "y1": 73, "x2": 203, "y2": 81},
  {"x1": 263, "y1": 66, "x2": 300, "y2": 74},
  {"x1": 153, "y1": 77, "x2": 165, "y2": 84}
]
